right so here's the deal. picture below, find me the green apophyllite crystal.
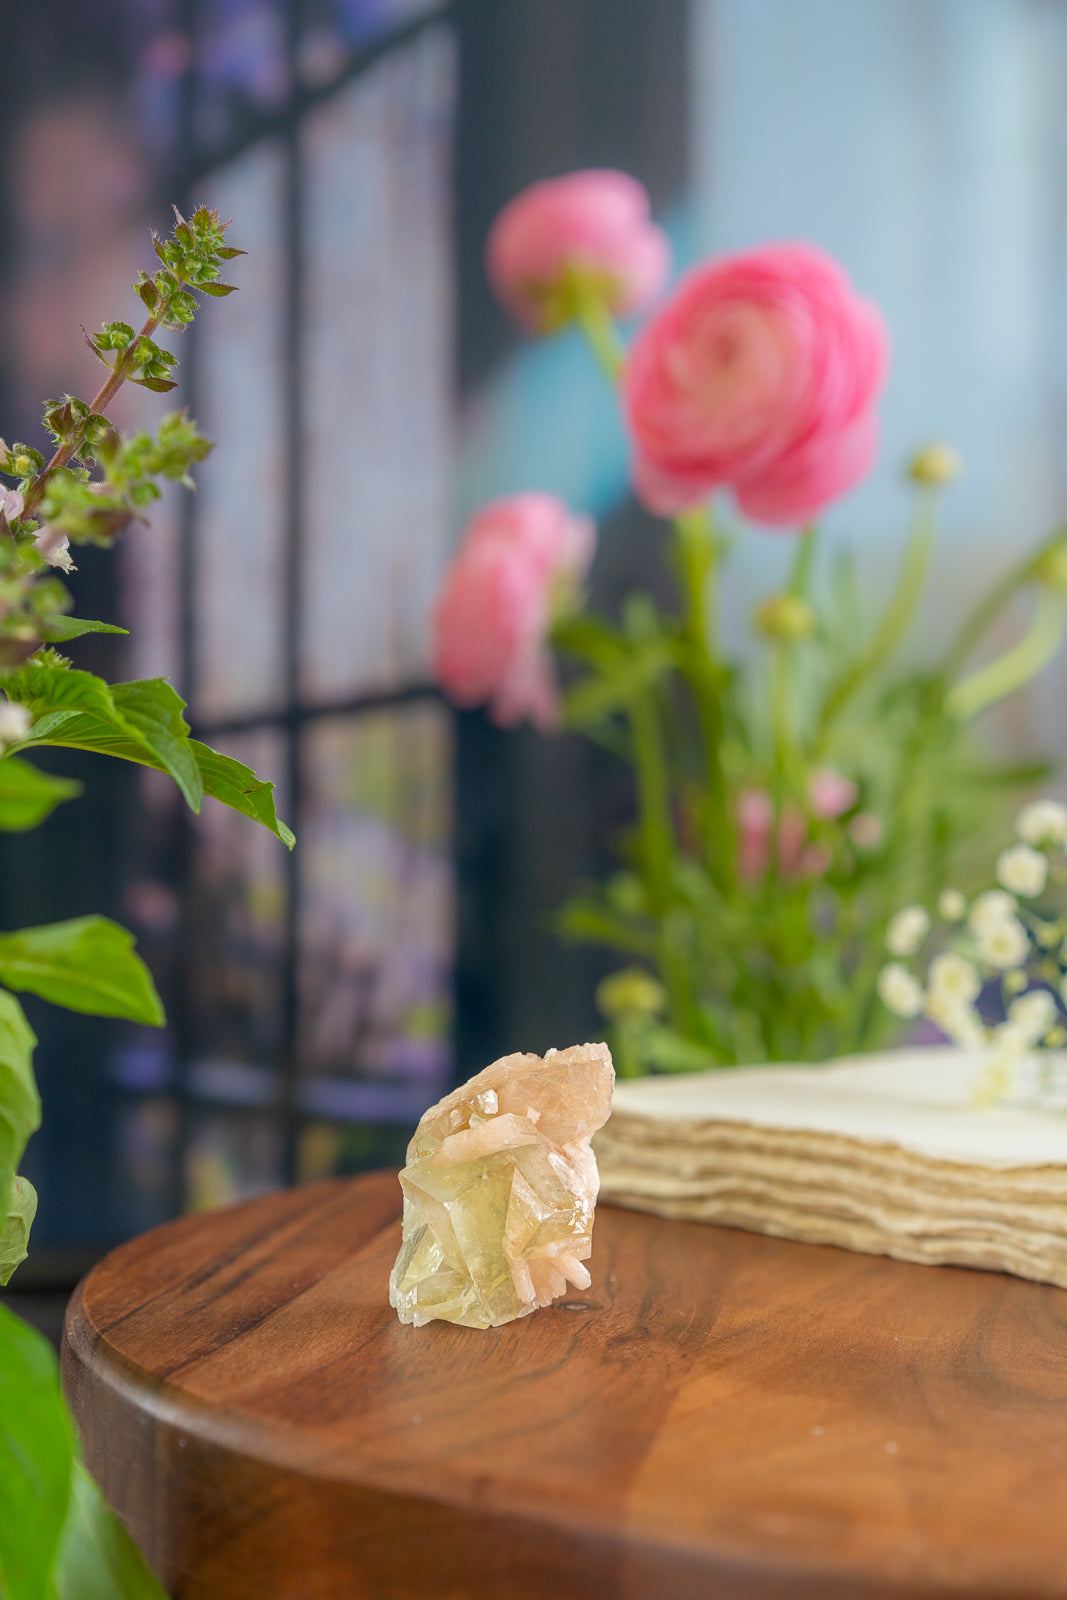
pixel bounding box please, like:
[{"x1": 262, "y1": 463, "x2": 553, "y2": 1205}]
[{"x1": 389, "y1": 1042, "x2": 615, "y2": 1329}]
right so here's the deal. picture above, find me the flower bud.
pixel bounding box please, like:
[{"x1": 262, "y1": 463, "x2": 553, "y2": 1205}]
[
  {"x1": 753, "y1": 592, "x2": 816, "y2": 643},
  {"x1": 908, "y1": 443, "x2": 962, "y2": 487},
  {"x1": 12, "y1": 454, "x2": 33, "y2": 478},
  {"x1": 596, "y1": 966, "x2": 666, "y2": 1020}
]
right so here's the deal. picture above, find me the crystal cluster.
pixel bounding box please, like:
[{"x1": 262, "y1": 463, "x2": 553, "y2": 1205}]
[{"x1": 389, "y1": 1042, "x2": 615, "y2": 1329}]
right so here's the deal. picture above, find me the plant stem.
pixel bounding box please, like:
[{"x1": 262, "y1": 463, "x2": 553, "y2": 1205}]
[
  {"x1": 20, "y1": 305, "x2": 170, "y2": 523},
  {"x1": 573, "y1": 291, "x2": 626, "y2": 383},
  {"x1": 628, "y1": 689, "x2": 674, "y2": 912},
  {"x1": 941, "y1": 522, "x2": 1067, "y2": 676},
  {"x1": 946, "y1": 588, "x2": 1067, "y2": 721},
  {"x1": 812, "y1": 488, "x2": 938, "y2": 754},
  {"x1": 673, "y1": 505, "x2": 729, "y2": 885},
  {"x1": 769, "y1": 525, "x2": 818, "y2": 796}
]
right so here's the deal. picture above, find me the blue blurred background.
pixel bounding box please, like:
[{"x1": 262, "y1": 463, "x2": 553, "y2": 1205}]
[{"x1": 1, "y1": 0, "x2": 1065, "y2": 1333}]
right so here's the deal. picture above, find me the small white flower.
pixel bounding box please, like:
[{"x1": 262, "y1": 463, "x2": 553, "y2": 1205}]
[
  {"x1": 1015, "y1": 798, "x2": 1067, "y2": 847},
  {"x1": 877, "y1": 962, "x2": 924, "y2": 1019},
  {"x1": 927, "y1": 952, "x2": 980, "y2": 1005},
  {"x1": 968, "y1": 889, "x2": 1017, "y2": 934},
  {"x1": 0, "y1": 487, "x2": 24, "y2": 523},
  {"x1": 1006, "y1": 988, "x2": 1058, "y2": 1045},
  {"x1": 928, "y1": 992, "x2": 987, "y2": 1048},
  {"x1": 975, "y1": 915, "x2": 1030, "y2": 970},
  {"x1": 34, "y1": 525, "x2": 74, "y2": 574},
  {"x1": 938, "y1": 888, "x2": 967, "y2": 923},
  {"x1": 885, "y1": 905, "x2": 930, "y2": 957},
  {"x1": 996, "y1": 843, "x2": 1048, "y2": 899},
  {"x1": 0, "y1": 699, "x2": 31, "y2": 747}
]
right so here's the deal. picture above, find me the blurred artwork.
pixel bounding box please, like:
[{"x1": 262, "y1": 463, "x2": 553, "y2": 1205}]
[
  {"x1": 184, "y1": 1109, "x2": 284, "y2": 1211},
  {"x1": 194, "y1": 141, "x2": 289, "y2": 721},
  {"x1": 298, "y1": 705, "x2": 453, "y2": 1102},
  {"x1": 301, "y1": 25, "x2": 454, "y2": 699},
  {"x1": 185, "y1": 730, "x2": 289, "y2": 1082}
]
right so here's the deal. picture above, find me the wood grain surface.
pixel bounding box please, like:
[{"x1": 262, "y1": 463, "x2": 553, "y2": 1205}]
[{"x1": 62, "y1": 1171, "x2": 1067, "y2": 1600}]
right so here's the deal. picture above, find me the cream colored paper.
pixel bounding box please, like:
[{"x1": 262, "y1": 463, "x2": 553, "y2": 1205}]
[{"x1": 595, "y1": 1047, "x2": 1067, "y2": 1289}]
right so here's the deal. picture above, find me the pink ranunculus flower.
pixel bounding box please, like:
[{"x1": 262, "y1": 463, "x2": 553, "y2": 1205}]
[
  {"x1": 486, "y1": 170, "x2": 670, "y2": 332},
  {"x1": 433, "y1": 493, "x2": 595, "y2": 730},
  {"x1": 623, "y1": 242, "x2": 889, "y2": 527}
]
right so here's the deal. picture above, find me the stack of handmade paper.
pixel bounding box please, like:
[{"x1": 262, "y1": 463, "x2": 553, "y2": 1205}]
[{"x1": 594, "y1": 1048, "x2": 1067, "y2": 1289}]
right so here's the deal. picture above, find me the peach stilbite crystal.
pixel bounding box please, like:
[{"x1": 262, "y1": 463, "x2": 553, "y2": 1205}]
[{"x1": 389, "y1": 1042, "x2": 615, "y2": 1329}]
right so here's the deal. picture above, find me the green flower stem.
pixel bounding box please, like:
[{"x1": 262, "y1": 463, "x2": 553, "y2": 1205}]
[
  {"x1": 789, "y1": 523, "x2": 817, "y2": 597},
  {"x1": 573, "y1": 291, "x2": 626, "y2": 383},
  {"x1": 769, "y1": 642, "x2": 796, "y2": 791},
  {"x1": 813, "y1": 488, "x2": 939, "y2": 753},
  {"x1": 627, "y1": 689, "x2": 695, "y2": 1030},
  {"x1": 769, "y1": 526, "x2": 818, "y2": 799},
  {"x1": 20, "y1": 304, "x2": 171, "y2": 524},
  {"x1": 946, "y1": 588, "x2": 1067, "y2": 721},
  {"x1": 941, "y1": 522, "x2": 1067, "y2": 677},
  {"x1": 628, "y1": 689, "x2": 674, "y2": 911},
  {"x1": 673, "y1": 506, "x2": 730, "y2": 885}
]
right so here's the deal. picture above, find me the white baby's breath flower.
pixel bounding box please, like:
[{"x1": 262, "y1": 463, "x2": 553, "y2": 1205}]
[
  {"x1": 1006, "y1": 987, "x2": 1058, "y2": 1045},
  {"x1": 877, "y1": 962, "x2": 924, "y2": 1019},
  {"x1": 968, "y1": 889, "x2": 1017, "y2": 934},
  {"x1": 996, "y1": 843, "x2": 1048, "y2": 899},
  {"x1": 927, "y1": 952, "x2": 980, "y2": 1005},
  {"x1": 885, "y1": 905, "x2": 930, "y2": 957},
  {"x1": 1015, "y1": 798, "x2": 1067, "y2": 847},
  {"x1": 938, "y1": 888, "x2": 967, "y2": 923},
  {"x1": 975, "y1": 915, "x2": 1030, "y2": 971},
  {"x1": 0, "y1": 698, "x2": 31, "y2": 748},
  {"x1": 927, "y1": 992, "x2": 986, "y2": 1048}
]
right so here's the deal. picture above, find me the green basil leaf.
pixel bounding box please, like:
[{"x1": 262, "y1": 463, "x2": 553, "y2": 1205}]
[
  {"x1": 0, "y1": 758, "x2": 81, "y2": 833},
  {"x1": 0, "y1": 1305, "x2": 74, "y2": 1600},
  {"x1": 0, "y1": 991, "x2": 39, "y2": 1205},
  {"x1": 0, "y1": 1175, "x2": 37, "y2": 1286},
  {"x1": 190, "y1": 741, "x2": 295, "y2": 849},
  {"x1": 5, "y1": 665, "x2": 202, "y2": 813},
  {"x1": 37, "y1": 619, "x2": 128, "y2": 644},
  {"x1": 53, "y1": 1462, "x2": 167, "y2": 1600},
  {"x1": 0, "y1": 918, "x2": 164, "y2": 1026}
]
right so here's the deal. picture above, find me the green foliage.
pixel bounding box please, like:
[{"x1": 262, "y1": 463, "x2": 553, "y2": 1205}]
[
  {"x1": 0, "y1": 992, "x2": 39, "y2": 1217},
  {"x1": 4, "y1": 662, "x2": 295, "y2": 844},
  {"x1": 556, "y1": 500, "x2": 1067, "y2": 1068},
  {"x1": 5, "y1": 664, "x2": 203, "y2": 811},
  {"x1": 0, "y1": 1175, "x2": 37, "y2": 1286},
  {"x1": 0, "y1": 759, "x2": 81, "y2": 833},
  {"x1": 0, "y1": 1306, "x2": 76, "y2": 1600},
  {"x1": 0, "y1": 200, "x2": 286, "y2": 1589},
  {"x1": 0, "y1": 918, "x2": 164, "y2": 1026},
  {"x1": 53, "y1": 1463, "x2": 166, "y2": 1600},
  {"x1": 0, "y1": 1309, "x2": 166, "y2": 1600},
  {"x1": 190, "y1": 740, "x2": 295, "y2": 849}
]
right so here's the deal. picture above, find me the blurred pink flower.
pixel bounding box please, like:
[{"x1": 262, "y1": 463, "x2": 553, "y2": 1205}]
[
  {"x1": 623, "y1": 242, "x2": 888, "y2": 526},
  {"x1": 808, "y1": 767, "x2": 858, "y2": 819},
  {"x1": 486, "y1": 170, "x2": 670, "y2": 332},
  {"x1": 432, "y1": 493, "x2": 595, "y2": 730},
  {"x1": 737, "y1": 788, "x2": 834, "y2": 883}
]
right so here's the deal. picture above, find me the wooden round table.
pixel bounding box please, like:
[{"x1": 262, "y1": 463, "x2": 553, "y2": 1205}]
[{"x1": 62, "y1": 1171, "x2": 1067, "y2": 1599}]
